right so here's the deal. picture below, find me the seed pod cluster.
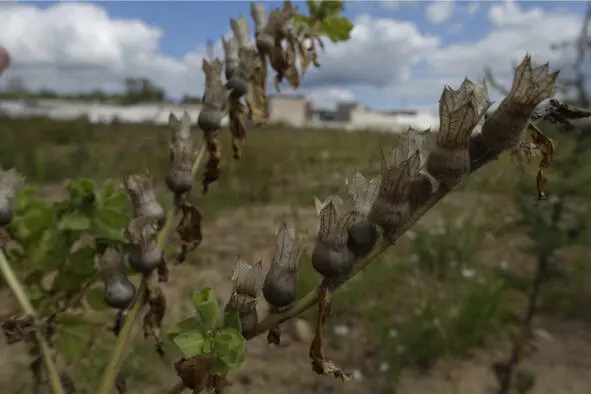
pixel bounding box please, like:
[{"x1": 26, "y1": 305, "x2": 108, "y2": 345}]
[
  {"x1": 225, "y1": 259, "x2": 264, "y2": 337},
  {"x1": 0, "y1": 168, "x2": 24, "y2": 227},
  {"x1": 123, "y1": 171, "x2": 165, "y2": 228},
  {"x1": 480, "y1": 55, "x2": 559, "y2": 155},
  {"x1": 96, "y1": 247, "x2": 136, "y2": 310},
  {"x1": 263, "y1": 224, "x2": 306, "y2": 313},
  {"x1": 426, "y1": 78, "x2": 492, "y2": 191},
  {"x1": 124, "y1": 216, "x2": 163, "y2": 276}
]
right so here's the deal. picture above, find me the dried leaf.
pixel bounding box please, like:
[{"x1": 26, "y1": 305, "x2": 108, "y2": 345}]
[
  {"x1": 267, "y1": 326, "x2": 281, "y2": 345},
  {"x1": 229, "y1": 97, "x2": 247, "y2": 160},
  {"x1": 528, "y1": 122, "x2": 557, "y2": 200},
  {"x1": 309, "y1": 288, "x2": 350, "y2": 381},
  {"x1": 175, "y1": 355, "x2": 214, "y2": 394},
  {"x1": 157, "y1": 258, "x2": 169, "y2": 283},
  {"x1": 176, "y1": 200, "x2": 203, "y2": 262},
  {"x1": 202, "y1": 137, "x2": 223, "y2": 195},
  {"x1": 143, "y1": 285, "x2": 167, "y2": 358}
]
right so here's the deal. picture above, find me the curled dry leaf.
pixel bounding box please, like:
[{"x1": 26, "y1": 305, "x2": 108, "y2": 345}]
[
  {"x1": 529, "y1": 122, "x2": 557, "y2": 200},
  {"x1": 229, "y1": 96, "x2": 248, "y2": 159},
  {"x1": 143, "y1": 284, "x2": 167, "y2": 358},
  {"x1": 309, "y1": 287, "x2": 350, "y2": 381},
  {"x1": 175, "y1": 200, "x2": 203, "y2": 263},
  {"x1": 1, "y1": 314, "x2": 36, "y2": 345},
  {"x1": 532, "y1": 99, "x2": 591, "y2": 132},
  {"x1": 175, "y1": 355, "x2": 214, "y2": 394}
]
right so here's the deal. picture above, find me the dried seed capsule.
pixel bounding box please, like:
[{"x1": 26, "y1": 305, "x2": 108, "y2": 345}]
[
  {"x1": 222, "y1": 35, "x2": 240, "y2": 81},
  {"x1": 369, "y1": 141, "x2": 421, "y2": 241},
  {"x1": 96, "y1": 248, "x2": 136, "y2": 310},
  {"x1": 426, "y1": 78, "x2": 491, "y2": 189},
  {"x1": 311, "y1": 196, "x2": 356, "y2": 279},
  {"x1": 342, "y1": 171, "x2": 381, "y2": 257},
  {"x1": 225, "y1": 259, "x2": 264, "y2": 337},
  {"x1": 0, "y1": 168, "x2": 24, "y2": 227},
  {"x1": 123, "y1": 172, "x2": 165, "y2": 226},
  {"x1": 168, "y1": 111, "x2": 192, "y2": 145},
  {"x1": 166, "y1": 141, "x2": 198, "y2": 195},
  {"x1": 125, "y1": 216, "x2": 163, "y2": 276},
  {"x1": 263, "y1": 225, "x2": 306, "y2": 312},
  {"x1": 198, "y1": 58, "x2": 228, "y2": 132},
  {"x1": 480, "y1": 55, "x2": 559, "y2": 154},
  {"x1": 227, "y1": 49, "x2": 258, "y2": 99}
]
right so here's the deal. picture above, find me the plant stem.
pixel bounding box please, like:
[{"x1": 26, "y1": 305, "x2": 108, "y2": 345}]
[
  {"x1": 0, "y1": 248, "x2": 65, "y2": 394},
  {"x1": 97, "y1": 143, "x2": 206, "y2": 394}
]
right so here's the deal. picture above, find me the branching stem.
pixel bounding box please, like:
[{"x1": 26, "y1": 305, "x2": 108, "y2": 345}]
[{"x1": 97, "y1": 143, "x2": 206, "y2": 394}]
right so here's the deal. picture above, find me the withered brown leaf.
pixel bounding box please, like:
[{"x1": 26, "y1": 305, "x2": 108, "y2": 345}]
[
  {"x1": 309, "y1": 288, "x2": 351, "y2": 381},
  {"x1": 176, "y1": 200, "x2": 204, "y2": 262},
  {"x1": 229, "y1": 96, "x2": 247, "y2": 160},
  {"x1": 528, "y1": 122, "x2": 556, "y2": 201},
  {"x1": 143, "y1": 284, "x2": 167, "y2": 358},
  {"x1": 202, "y1": 137, "x2": 223, "y2": 195},
  {"x1": 174, "y1": 355, "x2": 214, "y2": 394}
]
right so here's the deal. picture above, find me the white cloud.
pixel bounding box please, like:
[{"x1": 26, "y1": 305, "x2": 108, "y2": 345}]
[
  {"x1": 425, "y1": 1, "x2": 454, "y2": 24},
  {"x1": 426, "y1": 2, "x2": 581, "y2": 82},
  {"x1": 466, "y1": 2, "x2": 479, "y2": 16},
  {"x1": 0, "y1": 2, "x2": 206, "y2": 97},
  {"x1": 301, "y1": 14, "x2": 439, "y2": 88}
]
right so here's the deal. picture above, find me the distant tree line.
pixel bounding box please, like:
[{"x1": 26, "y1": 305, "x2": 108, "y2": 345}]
[{"x1": 0, "y1": 76, "x2": 202, "y2": 105}]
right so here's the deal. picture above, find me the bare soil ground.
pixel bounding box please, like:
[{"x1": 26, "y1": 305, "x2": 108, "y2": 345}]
[{"x1": 2, "y1": 192, "x2": 591, "y2": 394}]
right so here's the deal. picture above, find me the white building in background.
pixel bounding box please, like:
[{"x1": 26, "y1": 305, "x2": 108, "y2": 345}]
[{"x1": 0, "y1": 95, "x2": 438, "y2": 132}]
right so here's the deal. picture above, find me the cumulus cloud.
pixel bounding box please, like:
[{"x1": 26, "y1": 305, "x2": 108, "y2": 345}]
[
  {"x1": 301, "y1": 14, "x2": 439, "y2": 88},
  {"x1": 426, "y1": 1, "x2": 581, "y2": 83},
  {"x1": 0, "y1": 2, "x2": 206, "y2": 97},
  {"x1": 425, "y1": 1, "x2": 454, "y2": 24}
]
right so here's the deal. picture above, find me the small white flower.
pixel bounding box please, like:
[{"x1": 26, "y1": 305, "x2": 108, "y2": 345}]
[
  {"x1": 433, "y1": 318, "x2": 441, "y2": 327},
  {"x1": 388, "y1": 328, "x2": 398, "y2": 338},
  {"x1": 396, "y1": 345, "x2": 406, "y2": 354},
  {"x1": 379, "y1": 362, "x2": 390, "y2": 373},
  {"x1": 406, "y1": 230, "x2": 417, "y2": 240},
  {"x1": 333, "y1": 325, "x2": 349, "y2": 336},
  {"x1": 500, "y1": 260, "x2": 509, "y2": 271},
  {"x1": 461, "y1": 267, "x2": 476, "y2": 279},
  {"x1": 352, "y1": 369, "x2": 364, "y2": 381}
]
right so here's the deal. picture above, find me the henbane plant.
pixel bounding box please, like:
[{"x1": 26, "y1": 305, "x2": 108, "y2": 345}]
[{"x1": 0, "y1": 1, "x2": 590, "y2": 394}]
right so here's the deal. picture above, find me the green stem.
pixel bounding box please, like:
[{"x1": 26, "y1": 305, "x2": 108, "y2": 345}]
[
  {"x1": 0, "y1": 248, "x2": 65, "y2": 394},
  {"x1": 97, "y1": 143, "x2": 206, "y2": 394}
]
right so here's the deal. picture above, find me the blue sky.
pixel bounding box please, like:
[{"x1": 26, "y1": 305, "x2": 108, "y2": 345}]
[{"x1": 2, "y1": 1, "x2": 589, "y2": 112}]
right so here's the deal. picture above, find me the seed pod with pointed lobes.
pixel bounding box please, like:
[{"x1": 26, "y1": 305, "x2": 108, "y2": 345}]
[
  {"x1": 166, "y1": 141, "x2": 198, "y2": 195},
  {"x1": 426, "y1": 79, "x2": 491, "y2": 189},
  {"x1": 123, "y1": 172, "x2": 165, "y2": 226},
  {"x1": 480, "y1": 55, "x2": 559, "y2": 154},
  {"x1": 263, "y1": 225, "x2": 306, "y2": 312},
  {"x1": 125, "y1": 216, "x2": 163, "y2": 276},
  {"x1": 96, "y1": 248, "x2": 136, "y2": 309},
  {"x1": 311, "y1": 196, "x2": 356, "y2": 279},
  {"x1": 226, "y1": 260, "x2": 263, "y2": 337},
  {"x1": 168, "y1": 111, "x2": 192, "y2": 145},
  {"x1": 408, "y1": 173, "x2": 436, "y2": 211},
  {"x1": 0, "y1": 169, "x2": 24, "y2": 227},
  {"x1": 346, "y1": 218, "x2": 378, "y2": 258}
]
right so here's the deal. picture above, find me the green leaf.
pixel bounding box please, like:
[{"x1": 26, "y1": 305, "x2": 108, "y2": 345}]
[
  {"x1": 173, "y1": 330, "x2": 207, "y2": 357},
  {"x1": 58, "y1": 212, "x2": 91, "y2": 231},
  {"x1": 192, "y1": 287, "x2": 220, "y2": 331},
  {"x1": 33, "y1": 231, "x2": 71, "y2": 272},
  {"x1": 211, "y1": 327, "x2": 245, "y2": 374},
  {"x1": 167, "y1": 316, "x2": 205, "y2": 341},
  {"x1": 221, "y1": 311, "x2": 242, "y2": 333},
  {"x1": 85, "y1": 287, "x2": 108, "y2": 311},
  {"x1": 65, "y1": 178, "x2": 96, "y2": 201},
  {"x1": 319, "y1": 16, "x2": 353, "y2": 42},
  {"x1": 55, "y1": 314, "x2": 96, "y2": 364},
  {"x1": 68, "y1": 247, "x2": 97, "y2": 275}
]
